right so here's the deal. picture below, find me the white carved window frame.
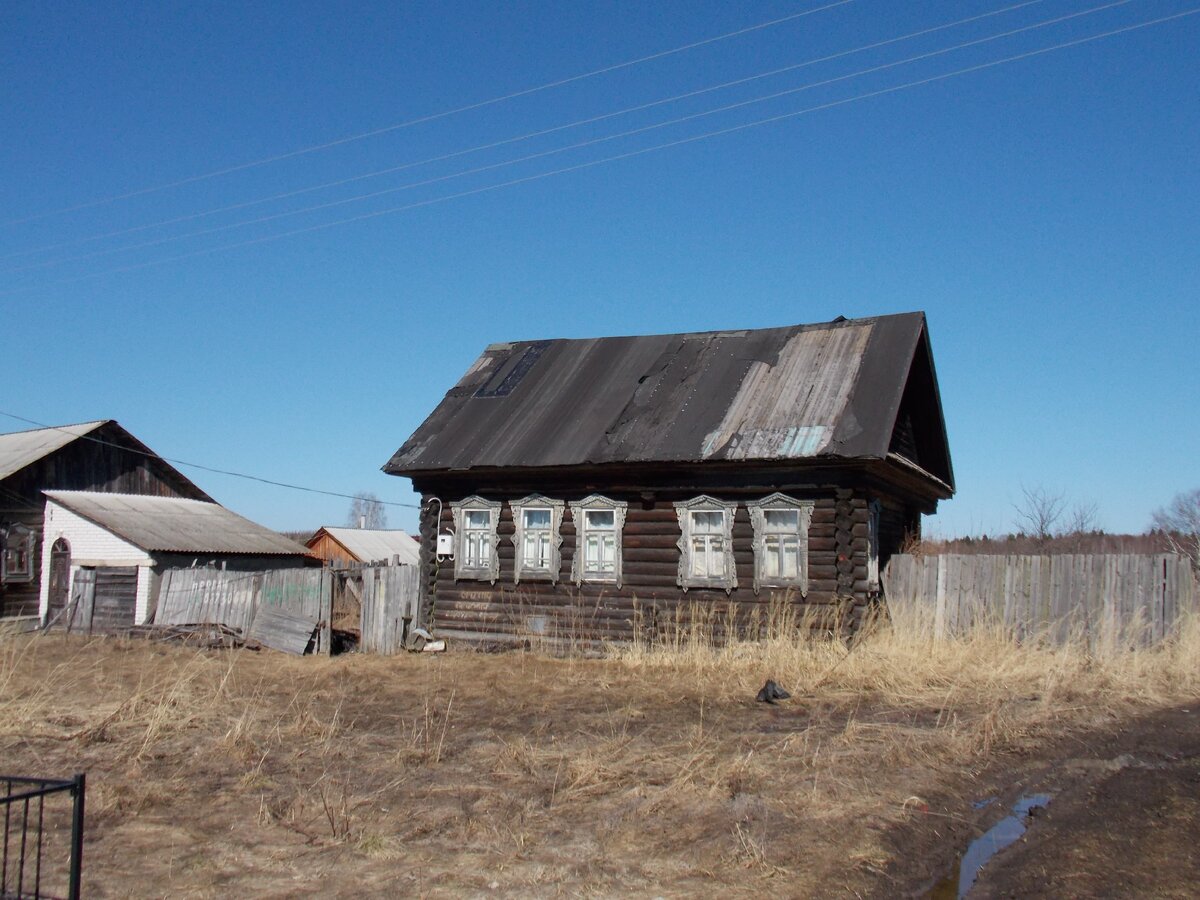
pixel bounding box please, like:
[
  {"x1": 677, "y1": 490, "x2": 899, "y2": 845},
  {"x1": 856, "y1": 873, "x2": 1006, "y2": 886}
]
[
  {"x1": 1, "y1": 523, "x2": 36, "y2": 584},
  {"x1": 568, "y1": 495, "x2": 628, "y2": 587},
  {"x1": 450, "y1": 496, "x2": 502, "y2": 583},
  {"x1": 747, "y1": 494, "x2": 815, "y2": 596},
  {"x1": 509, "y1": 495, "x2": 564, "y2": 585},
  {"x1": 674, "y1": 496, "x2": 738, "y2": 593}
]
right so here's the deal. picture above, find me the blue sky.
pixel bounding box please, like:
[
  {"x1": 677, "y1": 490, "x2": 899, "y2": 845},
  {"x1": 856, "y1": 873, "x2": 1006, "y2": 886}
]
[{"x1": 2, "y1": 0, "x2": 1197, "y2": 536}]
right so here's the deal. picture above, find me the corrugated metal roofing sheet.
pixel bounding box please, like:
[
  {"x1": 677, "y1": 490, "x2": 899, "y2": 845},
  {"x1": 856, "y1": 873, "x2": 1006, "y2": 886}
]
[
  {"x1": 45, "y1": 491, "x2": 309, "y2": 556},
  {"x1": 315, "y1": 528, "x2": 420, "y2": 564},
  {"x1": 385, "y1": 312, "x2": 934, "y2": 474},
  {"x1": 0, "y1": 421, "x2": 108, "y2": 481}
]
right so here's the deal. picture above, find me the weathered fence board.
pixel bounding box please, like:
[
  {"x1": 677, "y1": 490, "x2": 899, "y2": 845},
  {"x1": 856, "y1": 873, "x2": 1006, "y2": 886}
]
[
  {"x1": 883, "y1": 553, "x2": 1198, "y2": 645},
  {"x1": 360, "y1": 564, "x2": 420, "y2": 654},
  {"x1": 154, "y1": 567, "x2": 331, "y2": 654},
  {"x1": 248, "y1": 605, "x2": 319, "y2": 655},
  {"x1": 155, "y1": 568, "x2": 260, "y2": 634}
]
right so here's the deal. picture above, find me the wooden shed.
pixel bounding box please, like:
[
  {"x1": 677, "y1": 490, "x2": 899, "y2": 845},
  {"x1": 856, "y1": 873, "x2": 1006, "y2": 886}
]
[
  {"x1": 384, "y1": 312, "x2": 954, "y2": 646},
  {"x1": 39, "y1": 491, "x2": 314, "y2": 631},
  {"x1": 305, "y1": 527, "x2": 420, "y2": 567},
  {"x1": 0, "y1": 420, "x2": 210, "y2": 625}
]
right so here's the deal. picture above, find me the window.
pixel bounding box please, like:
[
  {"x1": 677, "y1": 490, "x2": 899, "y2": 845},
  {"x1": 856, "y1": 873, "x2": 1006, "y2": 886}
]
[
  {"x1": 450, "y1": 497, "x2": 502, "y2": 582},
  {"x1": 674, "y1": 497, "x2": 738, "y2": 592},
  {"x1": 509, "y1": 495, "x2": 564, "y2": 584},
  {"x1": 569, "y1": 495, "x2": 628, "y2": 587},
  {"x1": 1, "y1": 524, "x2": 35, "y2": 584},
  {"x1": 747, "y1": 494, "x2": 815, "y2": 595}
]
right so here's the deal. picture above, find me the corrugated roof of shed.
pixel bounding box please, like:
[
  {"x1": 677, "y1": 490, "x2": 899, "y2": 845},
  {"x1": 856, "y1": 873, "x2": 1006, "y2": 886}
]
[
  {"x1": 311, "y1": 527, "x2": 420, "y2": 564},
  {"x1": 0, "y1": 421, "x2": 109, "y2": 481},
  {"x1": 45, "y1": 491, "x2": 309, "y2": 556},
  {"x1": 384, "y1": 312, "x2": 943, "y2": 475}
]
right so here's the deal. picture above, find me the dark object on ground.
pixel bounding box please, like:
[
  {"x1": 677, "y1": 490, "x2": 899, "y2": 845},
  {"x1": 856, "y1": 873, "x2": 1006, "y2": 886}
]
[{"x1": 756, "y1": 680, "x2": 791, "y2": 704}]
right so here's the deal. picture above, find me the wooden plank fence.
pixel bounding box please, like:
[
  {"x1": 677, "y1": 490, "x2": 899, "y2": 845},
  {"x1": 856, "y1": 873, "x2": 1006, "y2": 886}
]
[
  {"x1": 155, "y1": 568, "x2": 333, "y2": 654},
  {"x1": 359, "y1": 564, "x2": 421, "y2": 654},
  {"x1": 154, "y1": 564, "x2": 421, "y2": 654},
  {"x1": 882, "y1": 553, "x2": 1198, "y2": 646}
]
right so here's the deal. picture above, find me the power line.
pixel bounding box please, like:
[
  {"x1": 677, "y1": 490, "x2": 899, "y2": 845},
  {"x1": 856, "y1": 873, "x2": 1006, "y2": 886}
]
[
  {"x1": 5, "y1": 5, "x2": 1193, "y2": 296},
  {"x1": 0, "y1": 411, "x2": 422, "y2": 509},
  {"x1": 0, "y1": 0, "x2": 1048, "y2": 266},
  {"x1": 5, "y1": 0, "x2": 1130, "y2": 275},
  {"x1": 0, "y1": 0, "x2": 855, "y2": 228}
]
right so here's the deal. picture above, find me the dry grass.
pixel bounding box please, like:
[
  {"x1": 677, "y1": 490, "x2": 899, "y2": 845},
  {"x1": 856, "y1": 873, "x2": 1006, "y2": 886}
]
[{"x1": 2, "y1": 607, "x2": 1198, "y2": 897}]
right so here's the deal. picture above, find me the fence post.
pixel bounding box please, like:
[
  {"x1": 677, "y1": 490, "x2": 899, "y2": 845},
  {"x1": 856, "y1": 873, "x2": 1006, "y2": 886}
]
[{"x1": 68, "y1": 772, "x2": 85, "y2": 900}]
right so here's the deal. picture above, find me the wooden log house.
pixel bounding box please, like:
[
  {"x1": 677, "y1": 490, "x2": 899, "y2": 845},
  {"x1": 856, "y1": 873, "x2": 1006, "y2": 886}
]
[{"x1": 384, "y1": 312, "x2": 954, "y2": 646}]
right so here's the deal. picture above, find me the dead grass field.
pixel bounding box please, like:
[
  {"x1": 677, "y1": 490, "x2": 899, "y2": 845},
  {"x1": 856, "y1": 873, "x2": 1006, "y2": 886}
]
[{"x1": 2, "y1": 609, "x2": 1198, "y2": 897}]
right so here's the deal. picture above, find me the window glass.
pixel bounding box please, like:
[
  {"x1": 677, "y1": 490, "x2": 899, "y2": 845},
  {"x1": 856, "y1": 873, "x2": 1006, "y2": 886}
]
[
  {"x1": 585, "y1": 509, "x2": 614, "y2": 529},
  {"x1": 690, "y1": 510, "x2": 724, "y2": 533},
  {"x1": 465, "y1": 509, "x2": 491, "y2": 529},
  {"x1": 763, "y1": 509, "x2": 799, "y2": 531},
  {"x1": 523, "y1": 508, "x2": 551, "y2": 529}
]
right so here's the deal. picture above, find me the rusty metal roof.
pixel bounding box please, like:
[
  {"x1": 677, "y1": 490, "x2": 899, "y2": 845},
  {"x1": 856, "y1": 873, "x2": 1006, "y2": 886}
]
[
  {"x1": 45, "y1": 491, "x2": 309, "y2": 556},
  {"x1": 384, "y1": 312, "x2": 951, "y2": 485}
]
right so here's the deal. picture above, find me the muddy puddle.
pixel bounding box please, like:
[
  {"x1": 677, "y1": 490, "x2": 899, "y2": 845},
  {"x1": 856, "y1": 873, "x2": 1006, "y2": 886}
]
[{"x1": 928, "y1": 792, "x2": 1052, "y2": 898}]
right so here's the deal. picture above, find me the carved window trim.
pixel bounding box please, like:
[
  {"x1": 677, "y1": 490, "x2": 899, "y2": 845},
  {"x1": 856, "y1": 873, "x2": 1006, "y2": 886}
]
[
  {"x1": 450, "y1": 496, "x2": 502, "y2": 583},
  {"x1": 568, "y1": 495, "x2": 628, "y2": 587},
  {"x1": 1, "y1": 524, "x2": 36, "y2": 585},
  {"x1": 747, "y1": 494, "x2": 815, "y2": 596},
  {"x1": 674, "y1": 496, "x2": 738, "y2": 593},
  {"x1": 509, "y1": 495, "x2": 565, "y2": 584}
]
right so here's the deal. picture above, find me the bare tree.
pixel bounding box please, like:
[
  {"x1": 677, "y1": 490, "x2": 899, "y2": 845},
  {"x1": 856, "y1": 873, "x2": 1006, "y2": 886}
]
[
  {"x1": 346, "y1": 492, "x2": 387, "y2": 530},
  {"x1": 1065, "y1": 500, "x2": 1100, "y2": 535},
  {"x1": 1151, "y1": 488, "x2": 1200, "y2": 573},
  {"x1": 1061, "y1": 500, "x2": 1101, "y2": 553},
  {"x1": 1012, "y1": 485, "x2": 1066, "y2": 547}
]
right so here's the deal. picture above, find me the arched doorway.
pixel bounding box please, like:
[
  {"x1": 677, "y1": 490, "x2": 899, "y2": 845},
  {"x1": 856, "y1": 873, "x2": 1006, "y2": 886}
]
[{"x1": 46, "y1": 538, "x2": 71, "y2": 625}]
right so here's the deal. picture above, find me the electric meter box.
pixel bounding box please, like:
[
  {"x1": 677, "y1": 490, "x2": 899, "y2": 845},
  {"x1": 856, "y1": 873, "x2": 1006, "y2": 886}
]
[{"x1": 436, "y1": 533, "x2": 455, "y2": 556}]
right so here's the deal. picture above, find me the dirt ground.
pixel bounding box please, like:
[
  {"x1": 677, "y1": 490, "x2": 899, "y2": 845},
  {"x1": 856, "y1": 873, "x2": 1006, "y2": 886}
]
[{"x1": 1, "y1": 633, "x2": 1197, "y2": 898}]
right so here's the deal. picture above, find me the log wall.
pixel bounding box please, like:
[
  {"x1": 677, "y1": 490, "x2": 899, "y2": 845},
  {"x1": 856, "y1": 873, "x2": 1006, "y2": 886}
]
[{"x1": 417, "y1": 476, "x2": 903, "y2": 646}]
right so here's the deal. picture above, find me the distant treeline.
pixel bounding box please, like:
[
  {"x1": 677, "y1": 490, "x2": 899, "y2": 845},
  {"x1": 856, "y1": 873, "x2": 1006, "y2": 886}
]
[{"x1": 918, "y1": 532, "x2": 1175, "y2": 556}]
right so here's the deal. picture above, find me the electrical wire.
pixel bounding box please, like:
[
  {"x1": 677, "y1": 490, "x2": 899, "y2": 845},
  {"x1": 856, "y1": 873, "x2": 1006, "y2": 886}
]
[
  {"x1": 3, "y1": 5, "x2": 1193, "y2": 295},
  {"x1": 3, "y1": 0, "x2": 1132, "y2": 275},
  {"x1": 0, "y1": 0, "x2": 856, "y2": 228},
  {"x1": 0, "y1": 0, "x2": 1047, "y2": 264},
  {"x1": 0, "y1": 411, "x2": 422, "y2": 509}
]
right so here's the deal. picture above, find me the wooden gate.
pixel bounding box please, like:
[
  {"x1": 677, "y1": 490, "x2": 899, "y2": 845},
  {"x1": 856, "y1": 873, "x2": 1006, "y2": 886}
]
[{"x1": 359, "y1": 565, "x2": 421, "y2": 654}]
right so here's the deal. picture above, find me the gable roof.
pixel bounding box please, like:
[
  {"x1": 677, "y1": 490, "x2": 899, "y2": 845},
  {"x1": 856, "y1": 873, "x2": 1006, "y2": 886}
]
[
  {"x1": 45, "y1": 491, "x2": 308, "y2": 556},
  {"x1": 0, "y1": 419, "x2": 213, "y2": 501},
  {"x1": 308, "y1": 527, "x2": 420, "y2": 564},
  {"x1": 384, "y1": 312, "x2": 953, "y2": 489},
  {"x1": 0, "y1": 421, "x2": 108, "y2": 481}
]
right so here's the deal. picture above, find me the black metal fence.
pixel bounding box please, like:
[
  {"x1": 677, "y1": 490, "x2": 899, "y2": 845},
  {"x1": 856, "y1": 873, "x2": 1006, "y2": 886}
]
[{"x1": 1, "y1": 774, "x2": 84, "y2": 900}]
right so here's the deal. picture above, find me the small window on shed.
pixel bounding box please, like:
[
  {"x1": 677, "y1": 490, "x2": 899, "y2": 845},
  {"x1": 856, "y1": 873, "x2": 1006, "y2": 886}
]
[
  {"x1": 569, "y1": 495, "x2": 629, "y2": 587},
  {"x1": 509, "y1": 495, "x2": 565, "y2": 584},
  {"x1": 747, "y1": 494, "x2": 815, "y2": 596},
  {"x1": 1, "y1": 524, "x2": 36, "y2": 584},
  {"x1": 674, "y1": 497, "x2": 738, "y2": 593},
  {"x1": 450, "y1": 497, "x2": 502, "y2": 583}
]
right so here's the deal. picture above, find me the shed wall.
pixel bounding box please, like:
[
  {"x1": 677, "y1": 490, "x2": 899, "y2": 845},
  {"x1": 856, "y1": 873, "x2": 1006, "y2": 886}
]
[{"x1": 39, "y1": 500, "x2": 154, "y2": 622}]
